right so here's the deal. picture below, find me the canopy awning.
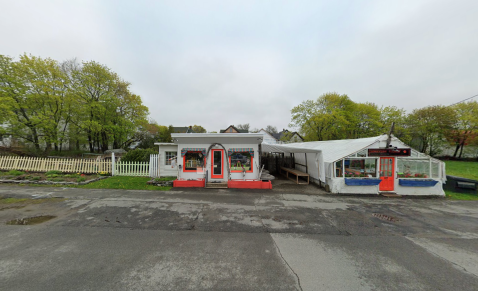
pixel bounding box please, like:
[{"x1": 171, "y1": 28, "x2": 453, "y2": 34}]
[
  {"x1": 261, "y1": 143, "x2": 321, "y2": 154},
  {"x1": 228, "y1": 148, "x2": 254, "y2": 157},
  {"x1": 181, "y1": 148, "x2": 207, "y2": 157}
]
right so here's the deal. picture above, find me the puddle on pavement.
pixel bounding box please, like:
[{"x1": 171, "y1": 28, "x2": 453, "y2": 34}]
[{"x1": 6, "y1": 215, "x2": 56, "y2": 225}]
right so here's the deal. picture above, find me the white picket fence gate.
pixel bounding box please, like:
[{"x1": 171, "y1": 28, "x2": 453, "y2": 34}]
[
  {"x1": 149, "y1": 154, "x2": 160, "y2": 178},
  {"x1": 0, "y1": 154, "x2": 162, "y2": 178}
]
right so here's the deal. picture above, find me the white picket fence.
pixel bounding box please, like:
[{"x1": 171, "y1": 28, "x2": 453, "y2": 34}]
[
  {"x1": 0, "y1": 156, "x2": 111, "y2": 174},
  {"x1": 114, "y1": 161, "x2": 150, "y2": 176},
  {"x1": 0, "y1": 154, "x2": 162, "y2": 177}
]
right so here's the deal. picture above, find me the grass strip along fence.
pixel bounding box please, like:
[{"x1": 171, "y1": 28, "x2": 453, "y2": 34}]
[{"x1": 0, "y1": 156, "x2": 112, "y2": 174}]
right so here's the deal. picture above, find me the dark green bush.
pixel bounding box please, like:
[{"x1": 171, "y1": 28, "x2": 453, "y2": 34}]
[
  {"x1": 121, "y1": 148, "x2": 156, "y2": 163},
  {"x1": 6, "y1": 170, "x2": 24, "y2": 176}
]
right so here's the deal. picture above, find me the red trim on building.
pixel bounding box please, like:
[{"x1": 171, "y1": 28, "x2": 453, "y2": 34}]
[
  {"x1": 182, "y1": 151, "x2": 205, "y2": 173},
  {"x1": 173, "y1": 179, "x2": 205, "y2": 187},
  {"x1": 228, "y1": 180, "x2": 272, "y2": 189},
  {"x1": 211, "y1": 149, "x2": 224, "y2": 179}
]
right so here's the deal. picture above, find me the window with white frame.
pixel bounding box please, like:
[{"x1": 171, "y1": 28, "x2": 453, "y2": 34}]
[
  {"x1": 397, "y1": 158, "x2": 430, "y2": 178},
  {"x1": 165, "y1": 151, "x2": 176, "y2": 165},
  {"x1": 344, "y1": 158, "x2": 377, "y2": 177}
]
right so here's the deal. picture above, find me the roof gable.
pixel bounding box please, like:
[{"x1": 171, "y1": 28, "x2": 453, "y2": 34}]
[{"x1": 220, "y1": 125, "x2": 248, "y2": 133}]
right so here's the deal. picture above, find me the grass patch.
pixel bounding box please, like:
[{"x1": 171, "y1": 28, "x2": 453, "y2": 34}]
[
  {"x1": 77, "y1": 176, "x2": 172, "y2": 191},
  {"x1": 0, "y1": 197, "x2": 65, "y2": 204},
  {"x1": 445, "y1": 160, "x2": 478, "y2": 180},
  {"x1": 6, "y1": 170, "x2": 25, "y2": 176},
  {"x1": 445, "y1": 190, "x2": 478, "y2": 200},
  {"x1": 0, "y1": 198, "x2": 29, "y2": 204}
]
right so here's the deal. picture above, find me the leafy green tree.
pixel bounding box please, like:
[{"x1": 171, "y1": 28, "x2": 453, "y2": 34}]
[
  {"x1": 290, "y1": 92, "x2": 356, "y2": 141},
  {"x1": 379, "y1": 106, "x2": 410, "y2": 143},
  {"x1": 0, "y1": 54, "x2": 149, "y2": 154},
  {"x1": 192, "y1": 125, "x2": 207, "y2": 133},
  {"x1": 448, "y1": 101, "x2": 478, "y2": 158},
  {"x1": 350, "y1": 102, "x2": 382, "y2": 138},
  {"x1": 407, "y1": 105, "x2": 457, "y2": 156},
  {"x1": 121, "y1": 148, "x2": 156, "y2": 162},
  {"x1": 70, "y1": 60, "x2": 148, "y2": 152}
]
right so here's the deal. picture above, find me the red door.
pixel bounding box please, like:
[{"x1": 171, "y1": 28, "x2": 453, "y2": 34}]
[
  {"x1": 211, "y1": 149, "x2": 224, "y2": 179},
  {"x1": 379, "y1": 157, "x2": 395, "y2": 191}
]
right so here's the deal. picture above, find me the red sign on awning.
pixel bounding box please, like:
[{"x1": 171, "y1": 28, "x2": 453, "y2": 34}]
[{"x1": 368, "y1": 148, "x2": 411, "y2": 157}]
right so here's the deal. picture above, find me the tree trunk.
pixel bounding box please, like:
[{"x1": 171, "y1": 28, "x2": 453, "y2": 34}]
[
  {"x1": 453, "y1": 143, "x2": 460, "y2": 158},
  {"x1": 458, "y1": 142, "x2": 465, "y2": 159}
]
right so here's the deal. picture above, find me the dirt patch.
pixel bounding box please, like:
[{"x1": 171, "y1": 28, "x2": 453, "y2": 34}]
[
  {"x1": 271, "y1": 176, "x2": 327, "y2": 195},
  {"x1": 0, "y1": 171, "x2": 100, "y2": 183},
  {"x1": 6, "y1": 215, "x2": 56, "y2": 225}
]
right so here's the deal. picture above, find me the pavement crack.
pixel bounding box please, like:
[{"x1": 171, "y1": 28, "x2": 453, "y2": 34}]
[{"x1": 270, "y1": 234, "x2": 303, "y2": 291}]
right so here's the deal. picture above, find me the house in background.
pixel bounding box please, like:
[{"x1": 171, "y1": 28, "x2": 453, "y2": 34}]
[
  {"x1": 172, "y1": 126, "x2": 195, "y2": 133},
  {"x1": 272, "y1": 129, "x2": 304, "y2": 144},
  {"x1": 259, "y1": 129, "x2": 280, "y2": 144},
  {"x1": 220, "y1": 125, "x2": 248, "y2": 133}
]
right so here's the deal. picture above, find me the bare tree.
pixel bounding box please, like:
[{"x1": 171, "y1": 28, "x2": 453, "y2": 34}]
[
  {"x1": 265, "y1": 125, "x2": 278, "y2": 134},
  {"x1": 236, "y1": 123, "x2": 250, "y2": 131}
]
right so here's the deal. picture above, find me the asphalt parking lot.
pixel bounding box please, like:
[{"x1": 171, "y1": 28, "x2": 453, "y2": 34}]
[{"x1": 1, "y1": 185, "x2": 477, "y2": 291}]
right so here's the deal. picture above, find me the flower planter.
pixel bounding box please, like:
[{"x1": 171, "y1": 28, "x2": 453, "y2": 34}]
[
  {"x1": 399, "y1": 179, "x2": 439, "y2": 187},
  {"x1": 344, "y1": 178, "x2": 382, "y2": 186}
]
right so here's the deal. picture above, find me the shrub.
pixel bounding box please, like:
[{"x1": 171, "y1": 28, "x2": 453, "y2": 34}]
[
  {"x1": 31, "y1": 176, "x2": 41, "y2": 181},
  {"x1": 6, "y1": 170, "x2": 25, "y2": 176},
  {"x1": 121, "y1": 148, "x2": 156, "y2": 163},
  {"x1": 77, "y1": 177, "x2": 86, "y2": 182},
  {"x1": 46, "y1": 170, "x2": 63, "y2": 176}
]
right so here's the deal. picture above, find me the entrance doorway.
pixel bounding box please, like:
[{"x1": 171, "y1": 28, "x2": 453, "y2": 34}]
[
  {"x1": 211, "y1": 149, "x2": 224, "y2": 179},
  {"x1": 379, "y1": 157, "x2": 395, "y2": 191}
]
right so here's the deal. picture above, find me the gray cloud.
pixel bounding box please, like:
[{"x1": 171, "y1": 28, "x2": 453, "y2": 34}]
[{"x1": 1, "y1": 0, "x2": 477, "y2": 132}]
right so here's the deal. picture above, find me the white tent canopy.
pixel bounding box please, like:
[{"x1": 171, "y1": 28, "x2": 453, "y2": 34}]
[{"x1": 262, "y1": 134, "x2": 445, "y2": 185}]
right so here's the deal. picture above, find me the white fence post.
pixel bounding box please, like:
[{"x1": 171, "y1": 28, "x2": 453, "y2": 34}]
[{"x1": 111, "y1": 152, "x2": 115, "y2": 176}]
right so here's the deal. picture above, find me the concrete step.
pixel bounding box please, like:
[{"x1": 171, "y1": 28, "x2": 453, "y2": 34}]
[
  {"x1": 206, "y1": 182, "x2": 228, "y2": 189},
  {"x1": 380, "y1": 193, "x2": 402, "y2": 198}
]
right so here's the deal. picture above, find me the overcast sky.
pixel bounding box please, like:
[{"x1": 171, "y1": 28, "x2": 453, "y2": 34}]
[{"x1": 1, "y1": 0, "x2": 477, "y2": 132}]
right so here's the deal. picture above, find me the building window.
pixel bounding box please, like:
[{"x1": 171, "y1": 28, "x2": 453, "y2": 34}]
[
  {"x1": 165, "y1": 151, "x2": 176, "y2": 165},
  {"x1": 183, "y1": 152, "x2": 205, "y2": 171},
  {"x1": 230, "y1": 152, "x2": 253, "y2": 172},
  {"x1": 343, "y1": 158, "x2": 377, "y2": 177},
  {"x1": 397, "y1": 158, "x2": 430, "y2": 178}
]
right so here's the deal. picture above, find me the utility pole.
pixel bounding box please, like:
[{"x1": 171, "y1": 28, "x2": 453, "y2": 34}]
[{"x1": 386, "y1": 122, "x2": 395, "y2": 148}]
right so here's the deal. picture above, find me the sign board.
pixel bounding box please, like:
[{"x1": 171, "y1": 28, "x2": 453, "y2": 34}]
[{"x1": 368, "y1": 148, "x2": 411, "y2": 157}]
